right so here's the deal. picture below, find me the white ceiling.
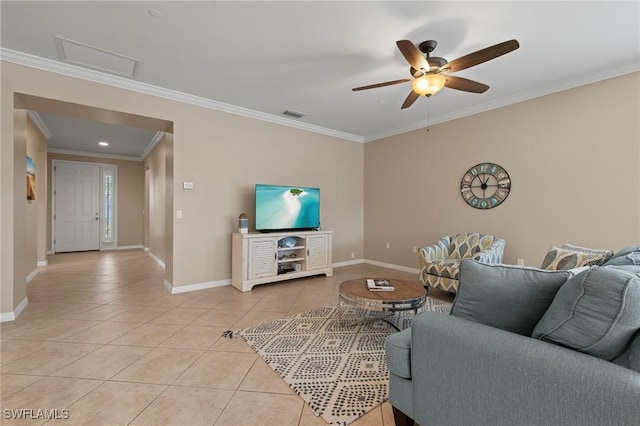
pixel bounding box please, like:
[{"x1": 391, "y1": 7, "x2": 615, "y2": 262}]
[{"x1": 2, "y1": 1, "x2": 639, "y2": 158}]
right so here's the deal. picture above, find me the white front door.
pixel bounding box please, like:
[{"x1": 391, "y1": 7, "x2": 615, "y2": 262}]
[{"x1": 54, "y1": 162, "x2": 101, "y2": 252}]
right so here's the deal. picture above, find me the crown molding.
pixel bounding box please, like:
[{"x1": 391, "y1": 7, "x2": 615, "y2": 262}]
[
  {"x1": 141, "y1": 131, "x2": 165, "y2": 160},
  {"x1": 364, "y1": 66, "x2": 640, "y2": 142},
  {"x1": 47, "y1": 148, "x2": 141, "y2": 162},
  {"x1": 26, "y1": 111, "x2": 53, "y2": 139},
  {"x1": 1, "y1": 48, "x2": 364, "y2": 143}
]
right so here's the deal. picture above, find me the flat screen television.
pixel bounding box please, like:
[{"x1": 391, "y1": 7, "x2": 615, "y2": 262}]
[{"x1": 255, "y1": 184, "x2": 320, "y2": 232}]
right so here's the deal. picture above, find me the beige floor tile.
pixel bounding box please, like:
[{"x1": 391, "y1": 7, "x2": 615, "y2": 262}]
[
  {"x1": 174, "y1": 351, "x2": 257, "y2": 389},
  {"x1": 48, "y1": 381, "x2": 166, "y2": 425},
  {"x1": 158, "y1": 325, "x2": 227, "y2": 349},
  {"x1": 109, "y1": 323, "x2": 183, "y2": 347},
  {"x1": 0, "y1": 374, "x2": 42, "y2": 400},
  {"x1": 62, "y1": 321, "x2": 143, "y2": 344},
  {"x1": 208, "y1": 334, "x2": 256, "y2": 353},
  {"x1": 191, "y1": 308, "x2": 247, "y2": 327},
  {"x1": 74, "y1": 292, "x2": 127, "y2": 304},
  {"x1": 251, "y1": 298, "x2": 295, "y2": 312},
  {"x1": 148, "y1": 307, "x2": 209, "y2": 325},
  {"x1": 130, "y1": 385, "x2": 234, "y2": 425},
  {"x1": 0, "y1": 377, "x2": 102, "y2": 426},
  {"x1": 214, "y1": 390, "x2": 304, "y2": 426},
  {"x1": 239, "y1": 357, "x2": 294, "y2": 394},
  {"x1": 58, "y1": 304, "x2": 133, "y2": 321},
  {"x1": 107, "y1": 306, "x2": 170, "y2": 322},
  {"x1": 111, "y1": 347, "x2": 203, "y2": 384},
  {"x1": 142, "y1": 294, "x2": 195, "y2": 307},
  {"x1": 0, "y1": 340, "x2": 53, "y2": 366},
  {"x1": 298, "y1": 404, "x2": 332, "y2": 426},
  {"x1": 52, "y1": 345, "x2": 151, "y2": 380},
  {"x1": 1, "y1": 319, "x2": 101, "y2": 341},
  {"x1": 2, "y1": 342, "x2": 100, "y2": 376},
  {"x1": 232, "y1": 309, "x2": 290, "y2": 329}
]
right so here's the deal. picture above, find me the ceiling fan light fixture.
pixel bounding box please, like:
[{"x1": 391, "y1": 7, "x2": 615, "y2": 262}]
[{"x1": 411, "y1": 74, "x2": 446, "y2": 97}]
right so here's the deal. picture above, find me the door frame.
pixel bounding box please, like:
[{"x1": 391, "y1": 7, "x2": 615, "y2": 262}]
[{"x1": 51, "y1": 159, "x2": 118, "y2": 253}]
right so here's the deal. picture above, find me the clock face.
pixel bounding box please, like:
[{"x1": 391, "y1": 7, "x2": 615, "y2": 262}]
[{"x1": 460, "y1": 163, "x2": 511, "y2": 209}]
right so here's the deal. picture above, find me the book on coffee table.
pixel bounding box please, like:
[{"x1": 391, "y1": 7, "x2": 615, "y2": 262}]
[{"x1": 366, "y1": 279, "x2": 395, "y2": 291}]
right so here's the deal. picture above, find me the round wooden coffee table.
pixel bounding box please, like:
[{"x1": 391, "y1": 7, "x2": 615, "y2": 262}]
[{"x1": 338, "y1": 278, "x2": 427, "y2": 327}]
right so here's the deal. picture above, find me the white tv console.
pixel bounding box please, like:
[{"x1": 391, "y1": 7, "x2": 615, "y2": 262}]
[{"x1": 231, "y1": 230, "x2": 333, "y2": 292}]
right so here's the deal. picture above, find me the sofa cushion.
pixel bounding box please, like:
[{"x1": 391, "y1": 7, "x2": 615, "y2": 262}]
[
  {"x1": 613, "y1": 330, "x2": 640, "y2": 373},
  {"x1": 385, "y1": 327, "x2": 412, "y2": 379},
  {"x1": 541, "y1": 244, "x2": 613, "y2": 270},
  {"x1": 532, "y1": 266, "x2": 640, "y2": 360},
  {"x1": 450, "y1": 260, "x2": 572, "y2": 336},
  {"x1": 603, "y1": 245, "x2": 640, "y2": 267}
]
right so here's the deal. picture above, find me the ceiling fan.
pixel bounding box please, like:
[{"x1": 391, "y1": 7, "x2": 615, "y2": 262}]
[{"x1": 352, "y1": 39, "x2": 520, "y2": 109}]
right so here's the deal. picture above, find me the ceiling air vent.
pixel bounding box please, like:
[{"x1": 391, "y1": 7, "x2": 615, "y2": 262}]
[{"x1": 282, "y1": 109, "x2": 306, "y2": 119}]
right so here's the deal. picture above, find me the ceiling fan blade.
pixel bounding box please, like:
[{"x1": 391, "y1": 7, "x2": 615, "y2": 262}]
[
  {"x1": 444, "y1": 75, "x2": 489, "y2": 93},
  {"x1": 352, "y1": 78, "x2": 412, "y2": 91},
  {"x1": 444, "y1": 39, "x2": 520, "y2": 73},
  {"x1": 396, "y1": 40, "x2": 429, "y2": 71},
  {"x1": 401, "y1": 90, "x2": 420, "y2": 109}
]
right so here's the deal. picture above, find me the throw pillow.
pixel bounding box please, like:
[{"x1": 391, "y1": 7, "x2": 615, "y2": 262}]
[
  {"x1": 532, "y1": 266, "x2": 640, "y2": 361},
  {"x1": 541, "y1": 244, "x2": 614, "y2": 270},
  {"x1": 450, "y1": 260, "x2": 572, "y2": 336}
]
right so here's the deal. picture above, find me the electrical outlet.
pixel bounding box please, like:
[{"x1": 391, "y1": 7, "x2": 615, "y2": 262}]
[
  {"x1": 176, "y1": 209, "x2": 183, "y2": 219},
  {"x1": 351, "y1": 252, "x2": 355, "y2": 259},
  {"x1": 412, "y1": 246, "x2": 418, "y2": 253},
  {"x1": 517, "y1": 258, "x2": 525, "y2": 266},
  {"x1": 385, "y1": 243, "x2": 390, "y2": 249}
]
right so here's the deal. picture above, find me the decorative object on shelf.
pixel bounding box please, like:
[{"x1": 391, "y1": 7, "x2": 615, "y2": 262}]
[
  {"x1": 280, "y1": 237, "x2": 297, "y2": 248},
  {"x1": 460, "y1": 162, "x2": 511, "y2": 209},
  {"x1": 238, "y1": 213, "x2": 248, "y2": 234}
]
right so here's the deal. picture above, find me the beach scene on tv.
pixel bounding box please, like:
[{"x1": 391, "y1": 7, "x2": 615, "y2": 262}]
[{"x1": 256, "y1": 185, "x2": 320, "y2": 231}]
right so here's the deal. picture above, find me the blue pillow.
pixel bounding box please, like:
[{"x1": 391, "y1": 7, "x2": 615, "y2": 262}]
[{"x1": 532, "y1": 266, "x2": 640, "y2": 360}]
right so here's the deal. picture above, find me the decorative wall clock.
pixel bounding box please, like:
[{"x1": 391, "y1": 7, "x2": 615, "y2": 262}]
[{"x1": 460, "y1": 163, "x2": 511, "y2": 209}]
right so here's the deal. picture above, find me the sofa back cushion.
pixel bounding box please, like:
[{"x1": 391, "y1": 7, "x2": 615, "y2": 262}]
[
  {"x1": 532, "y1": 266, "x2": 640, "y2": 360},
  {"x1": 451, "y1": 260, "x2": 571, "y2": 336}
]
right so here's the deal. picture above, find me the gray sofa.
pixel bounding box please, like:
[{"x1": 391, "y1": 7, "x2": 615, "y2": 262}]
[{"x1": 385, "y1": 245, "x2": 640, "y2": 426}]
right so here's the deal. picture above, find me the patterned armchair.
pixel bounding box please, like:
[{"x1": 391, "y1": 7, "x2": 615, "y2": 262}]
[{"x1": 419, "y1": 233, "x2": 506, "y2": 293}]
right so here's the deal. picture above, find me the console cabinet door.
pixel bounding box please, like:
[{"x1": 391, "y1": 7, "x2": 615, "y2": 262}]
[
  {"x1": 248, "y1": 237, "x2": 278, "y2": 279},
  {"x1": 306, "y1": 233, "x2": 329, "y2": 271}
]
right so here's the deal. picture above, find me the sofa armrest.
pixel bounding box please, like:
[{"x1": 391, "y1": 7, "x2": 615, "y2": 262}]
[
  {"x1": 409, "y1": 312, "x2": 640, "y2": 426},
  {"x1": 471, "y1": 238, "x2": 505, "y2": 263},
  {"x1": 419, "y1": 237, "x2": 450, "y2": 264}
]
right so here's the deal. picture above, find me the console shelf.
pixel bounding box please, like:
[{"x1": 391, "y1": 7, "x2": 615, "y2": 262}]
[{"x1": 232, "y1": 230, "x2": 333, "y2": 292}]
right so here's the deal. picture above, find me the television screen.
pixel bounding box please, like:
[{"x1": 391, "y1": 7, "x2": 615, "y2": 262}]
[{"x1": 255, "y1": 184, "x2": 320, "y2": 231}]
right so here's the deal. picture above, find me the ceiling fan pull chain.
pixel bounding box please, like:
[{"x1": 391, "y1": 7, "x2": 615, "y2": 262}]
[{"x1": 426, "y1": 100, "x2": 431, "y2": 132}]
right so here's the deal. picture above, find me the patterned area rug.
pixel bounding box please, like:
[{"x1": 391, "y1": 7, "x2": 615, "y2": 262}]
[{"x1": 237, "y1": 297, "x2": 452, "y2": 425}]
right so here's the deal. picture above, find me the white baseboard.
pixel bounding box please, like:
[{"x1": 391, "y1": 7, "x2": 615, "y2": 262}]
[
  {"x1": 163, "y1": 278, "x2": 231, "y2": 294},
  {"x1": 117, "y1": 245, "x2": 144, "y2": 250},
  {"x1": 363, "y1": 259, "x2": 420, "y2": 274},
  {"x1": 37, "y1": 259, "x2": 48, "y2": 267},
  {"x1": 148, "y1": 251, "x2": 165, "y2": 269},
  {"x1": 0, "y1": 297, "x2": 29, "y2": 322},
  {"x1": 333, "y1": 259, "x2": 364, "y2": 268},
  {"x1": 26, "y1": 268, "x2": 39, "y2": 284}
]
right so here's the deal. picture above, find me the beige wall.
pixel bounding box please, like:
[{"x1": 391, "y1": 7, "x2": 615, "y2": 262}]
[
  {"x1": 1, "y1": 60, "x2": 365, "y2": 310},
  {"x1": 364, "y1": 72, "x2": 640, "y2": 268},
  {"x1": 143, "y1": 135, "x2": 168, "y2": 263},
  {"x1": 26, "y1": 116, "x2": 48, "y2": 267},
  {"x1": 46, "y1": 153, "x2": 144, "y2": 251}
]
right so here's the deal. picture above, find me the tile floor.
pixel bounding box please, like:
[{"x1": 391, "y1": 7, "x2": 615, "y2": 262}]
[{"x1": 1, "y1": 250, "x2": 452, "y2": 425}]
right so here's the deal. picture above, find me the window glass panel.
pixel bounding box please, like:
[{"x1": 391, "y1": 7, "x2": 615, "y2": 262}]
[{"x1": 103, "y1": 171, "x2": 113, "y2": 242}]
